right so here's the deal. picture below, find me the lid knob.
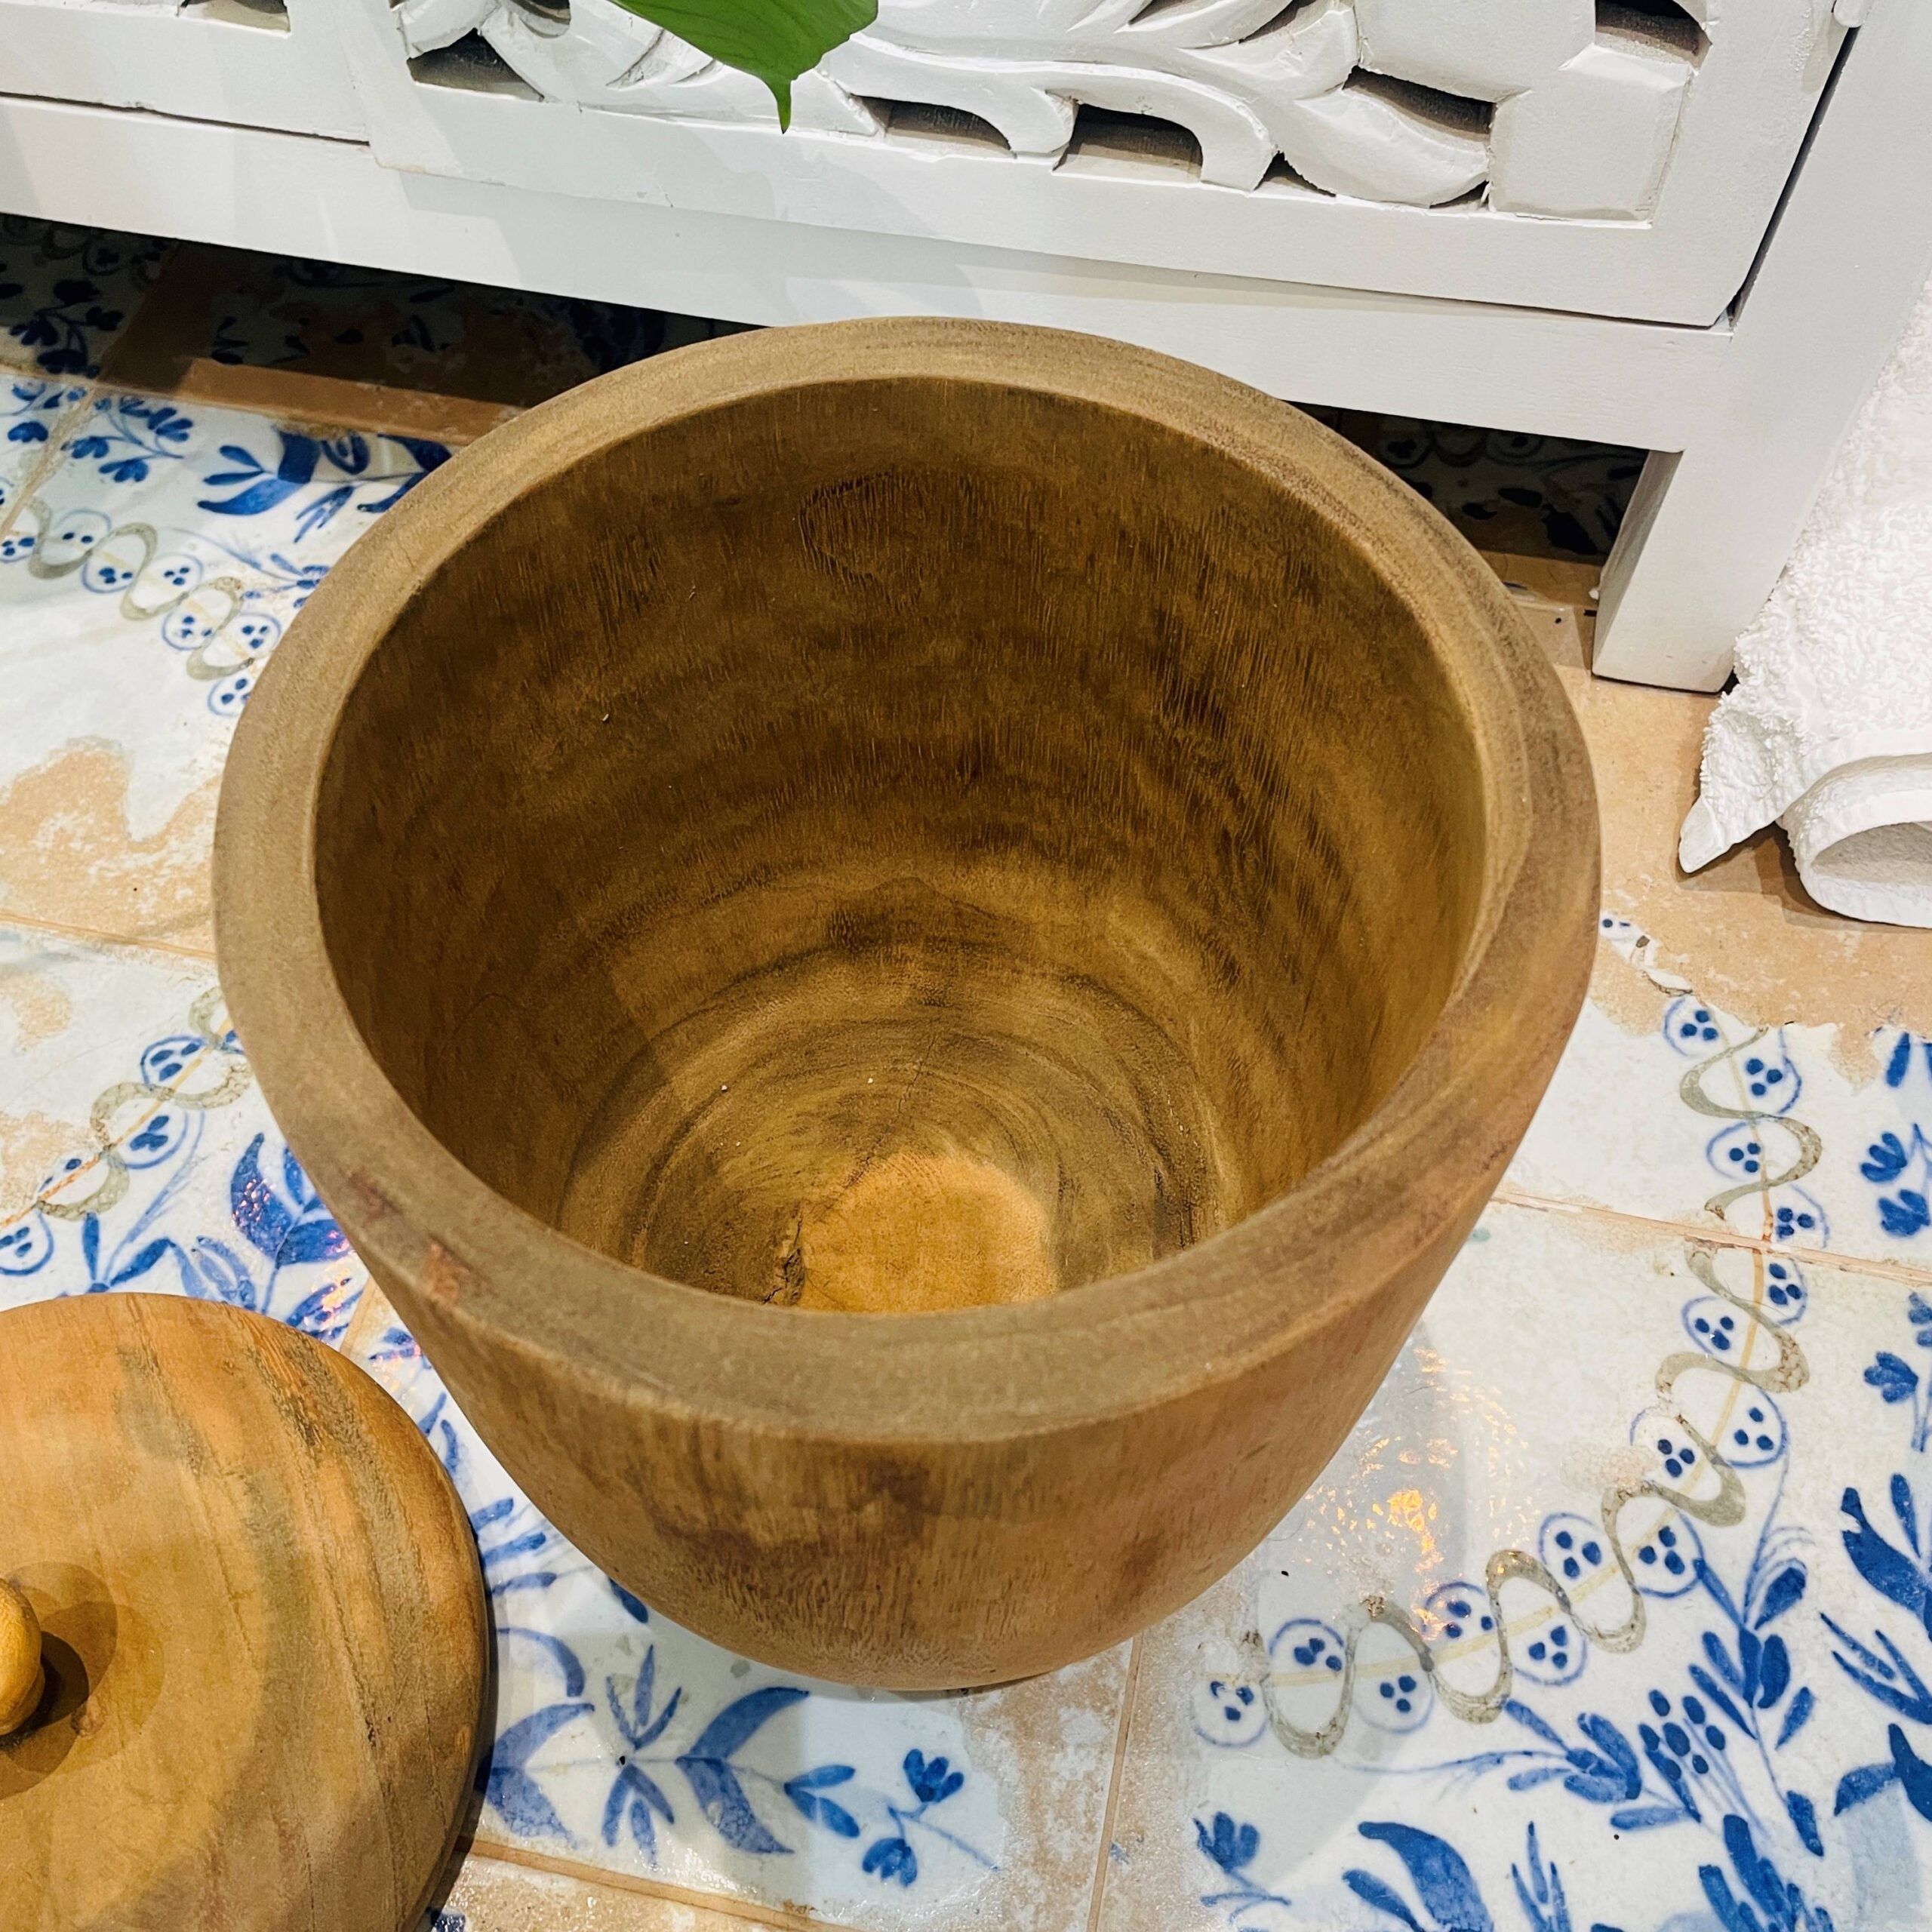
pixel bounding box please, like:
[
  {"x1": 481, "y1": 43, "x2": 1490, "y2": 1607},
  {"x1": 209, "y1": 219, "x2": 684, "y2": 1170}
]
[{"x1": 0, "y1": 1578, "x2": 45, "y2": 1735}]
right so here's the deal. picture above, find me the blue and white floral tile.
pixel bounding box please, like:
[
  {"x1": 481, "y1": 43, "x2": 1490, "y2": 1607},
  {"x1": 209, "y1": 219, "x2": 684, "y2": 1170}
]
[
  {"x1": 0, "y1": 386, "x2": 447, "y2": 951},
  {"x1": 1096, "y1": 1203, "x2": 1932, "y2": 1932},
  {"x1": 343, "y1": 1291, "x2": 1128, "y2": 1932},
  {"x1": 0, "y1": 924, "x2": 365, "y2": 1340},
  {"x1": 0, "y1": 217, "x2": 171, "y2": 379},
  {"x1": 1506, "y1": 918, "x2": 1932, "y2": 1269}
]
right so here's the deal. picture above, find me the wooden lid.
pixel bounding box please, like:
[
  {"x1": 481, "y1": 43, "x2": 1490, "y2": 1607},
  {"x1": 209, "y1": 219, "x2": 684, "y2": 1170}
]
[{"x1": 0, "y1": 1294, "x2": 487, "y2": 1931}]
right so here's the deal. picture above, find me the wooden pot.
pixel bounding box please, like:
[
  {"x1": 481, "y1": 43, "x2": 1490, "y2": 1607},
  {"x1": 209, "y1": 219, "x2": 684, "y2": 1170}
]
[{"x1": 215, "y1": 320, "x2": 1597, "y2": 1689}]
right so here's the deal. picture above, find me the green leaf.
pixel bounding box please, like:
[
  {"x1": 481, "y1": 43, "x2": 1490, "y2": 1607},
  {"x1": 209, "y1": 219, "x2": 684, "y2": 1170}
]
[{"x1": 605, "y1": 0, "x2": 877, "y2": 128}]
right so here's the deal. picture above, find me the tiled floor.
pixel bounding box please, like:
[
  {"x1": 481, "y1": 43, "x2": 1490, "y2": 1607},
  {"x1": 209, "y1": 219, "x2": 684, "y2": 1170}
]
[
  {"x1": 0, "y1": 217, "x2": 171, "y2": 380},
  {"x1": 103, "y1": 242, "x2": 747, "y2": 445},
  {"x1": 5, "y1": 222, "x2": 1931, "y2": 1931},
  {"x1": 1303, "y1": 407, "x2": 1641, "y2": 569}
]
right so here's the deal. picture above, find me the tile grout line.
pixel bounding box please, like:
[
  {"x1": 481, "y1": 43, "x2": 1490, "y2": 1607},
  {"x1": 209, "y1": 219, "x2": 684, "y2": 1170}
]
[
  {"x1": 1082, "y1": 1633, "x2": 1145, "y2": 1932},
  {"x1": 0, "y1": 906, "x2": 219, "y2": 967},
  {"x1": 1491, "y1": 1183, "x2": 1932, "y2": 1288},
  {"x1": 459, "y1": 1835, "x2": 857, "y2": 1930}
]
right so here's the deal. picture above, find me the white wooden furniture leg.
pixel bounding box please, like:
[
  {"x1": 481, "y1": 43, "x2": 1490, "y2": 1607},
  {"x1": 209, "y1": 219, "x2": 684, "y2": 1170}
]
[{"x1": 1592, "y1": 0, "x2": 1932, "y2": 691}]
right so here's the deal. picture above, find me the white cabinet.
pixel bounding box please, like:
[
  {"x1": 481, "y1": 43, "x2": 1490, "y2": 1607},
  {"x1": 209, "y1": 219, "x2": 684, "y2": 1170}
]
[
  {"x1": 350, "y1": 0, "x2": 1837, "y2": 328},
  {"x1": 0, "y1": 0, "x2": 1926, "y2": 688}
]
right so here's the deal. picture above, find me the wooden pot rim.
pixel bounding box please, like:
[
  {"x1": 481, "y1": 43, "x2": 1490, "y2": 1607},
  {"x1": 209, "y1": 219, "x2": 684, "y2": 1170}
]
[{"x1": 215, "y1": 318, "x2": 1598, "y2": 1446}]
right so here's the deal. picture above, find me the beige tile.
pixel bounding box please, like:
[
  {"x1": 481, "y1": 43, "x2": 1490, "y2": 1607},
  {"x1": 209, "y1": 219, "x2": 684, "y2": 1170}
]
[
  {"x1": 1095, "y1": 1203, "x2": 1930, "y2": 1932},
  {"x1": 1479, "y1": 549, "x2": 1601, "y2": 607},
  {"x1": 0, "y1": 744, "x2": 219, "y2": 957},
  {"x1": 1532, "y1": 593, "x2": 1932, "y2": 1040},
  {"x1": 0, "y1": 384, "x2": 450, "y2": 952},
  {"x1": 432, "y1": 1844, "x2": 804, "y2": 1930}
]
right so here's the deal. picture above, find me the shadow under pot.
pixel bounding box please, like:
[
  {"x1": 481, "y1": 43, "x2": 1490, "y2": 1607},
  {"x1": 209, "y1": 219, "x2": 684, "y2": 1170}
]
[{"x1": 214, "y1": 318, "x2": 1598, "y2": 1689}]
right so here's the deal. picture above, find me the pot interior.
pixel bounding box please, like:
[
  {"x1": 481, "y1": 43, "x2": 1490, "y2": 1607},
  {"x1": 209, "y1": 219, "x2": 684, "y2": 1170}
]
[{"x1": 315, "y1": 374, "x2": 1488, "y2": 1313}]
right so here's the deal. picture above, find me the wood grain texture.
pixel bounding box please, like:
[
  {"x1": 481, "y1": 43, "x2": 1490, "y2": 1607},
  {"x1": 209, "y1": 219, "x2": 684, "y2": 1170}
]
[
  {"x1": 0, "y1": 1294, "x2": 487, "y2": 1931},
  {"x1": 214, "y1": 318, "x2": 1598, "y2": 1687}
]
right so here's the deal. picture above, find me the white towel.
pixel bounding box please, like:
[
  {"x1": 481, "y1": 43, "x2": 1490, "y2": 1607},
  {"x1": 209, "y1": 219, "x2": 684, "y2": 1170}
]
[{"x1": 1678, "y1": 270, "x2": 1932, "y2": 927}]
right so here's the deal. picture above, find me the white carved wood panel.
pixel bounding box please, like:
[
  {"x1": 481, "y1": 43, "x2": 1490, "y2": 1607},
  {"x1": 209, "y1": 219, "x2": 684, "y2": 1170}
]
[
  {"x1": 0, "y1": 0, "x2": 364, "y2": 141},
  {"x1": 343, "y1": 0, "x2": 1845, "y2": 324},
  {"x1": 392, "y1": 0, "x2": 1709, "y2": 211},
  {"x1": 0, "y1": 0, "x2": 1853, "y2": 325}
]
